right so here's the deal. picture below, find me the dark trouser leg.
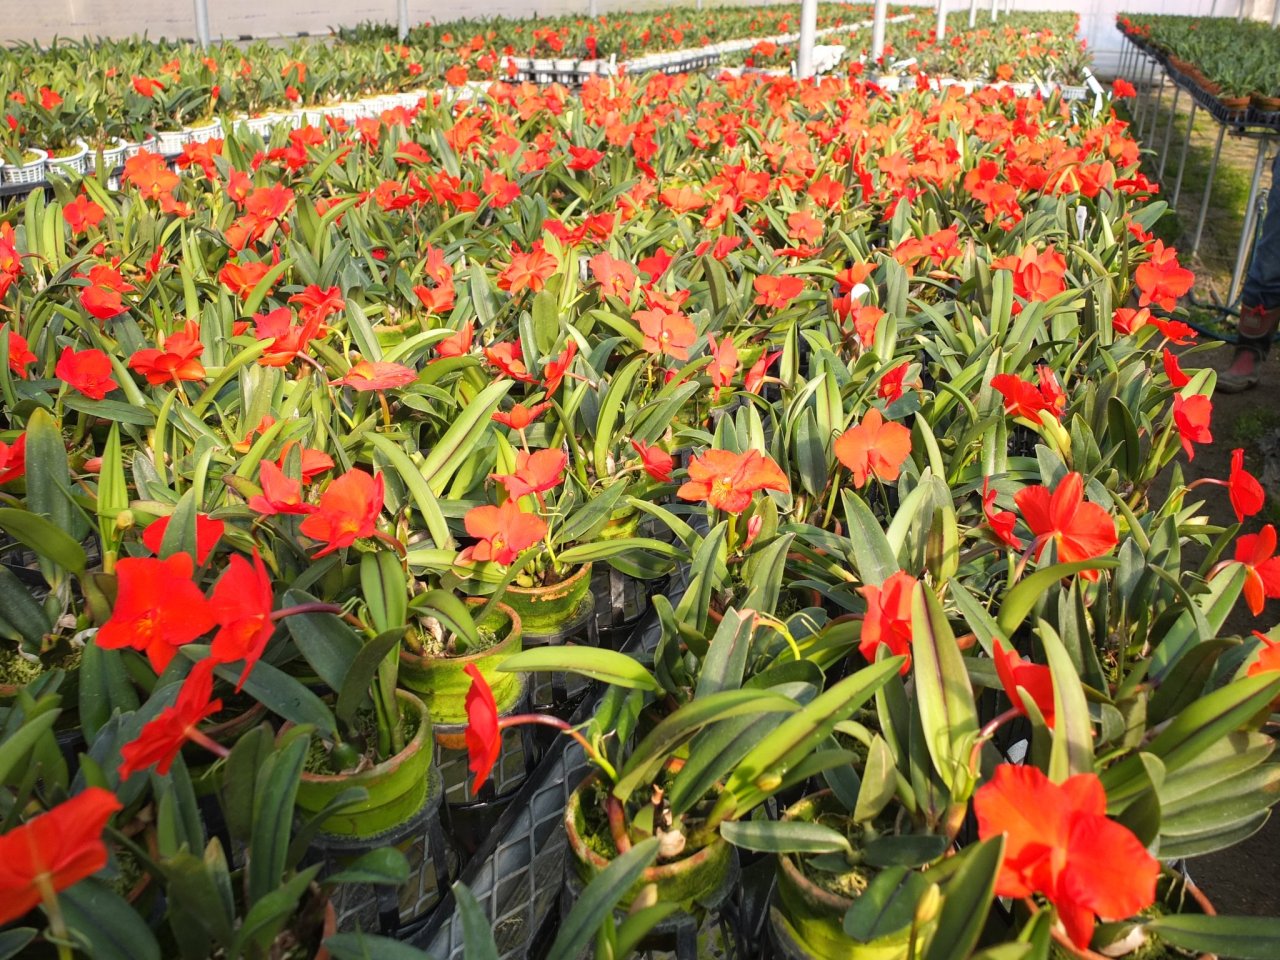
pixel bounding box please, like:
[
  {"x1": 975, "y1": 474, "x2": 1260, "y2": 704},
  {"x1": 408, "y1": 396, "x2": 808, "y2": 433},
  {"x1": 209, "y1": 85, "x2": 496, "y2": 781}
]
[{"x1": 1239, "y1": 150, "x2": 1280, "y2": 359}]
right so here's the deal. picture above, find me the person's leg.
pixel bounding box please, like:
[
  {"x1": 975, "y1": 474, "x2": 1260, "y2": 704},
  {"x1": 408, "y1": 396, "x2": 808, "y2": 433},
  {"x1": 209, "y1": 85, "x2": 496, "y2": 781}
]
[{"x1": 1222, "y1": 150, "x2": 1280, "y2": 392}]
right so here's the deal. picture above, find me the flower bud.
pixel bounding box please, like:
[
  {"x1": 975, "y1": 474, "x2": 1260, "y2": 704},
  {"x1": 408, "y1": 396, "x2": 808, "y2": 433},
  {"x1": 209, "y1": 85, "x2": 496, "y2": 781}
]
[{"x1": 114, "y1": 509, "x2": 135, "y2": 531}]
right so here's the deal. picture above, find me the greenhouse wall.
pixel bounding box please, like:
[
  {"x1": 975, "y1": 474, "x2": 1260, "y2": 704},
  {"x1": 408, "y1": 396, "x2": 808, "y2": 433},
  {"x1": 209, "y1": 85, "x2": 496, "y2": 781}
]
[{"x1": 1, "y1": 1, "x2": 1272, "y2": 68}]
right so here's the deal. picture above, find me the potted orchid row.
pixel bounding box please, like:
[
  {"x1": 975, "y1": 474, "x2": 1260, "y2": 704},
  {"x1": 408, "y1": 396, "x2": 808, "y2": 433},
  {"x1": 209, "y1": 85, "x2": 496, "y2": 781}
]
[{"x1": 0, "y1": 30, "x2": 1278, "y2": 960}]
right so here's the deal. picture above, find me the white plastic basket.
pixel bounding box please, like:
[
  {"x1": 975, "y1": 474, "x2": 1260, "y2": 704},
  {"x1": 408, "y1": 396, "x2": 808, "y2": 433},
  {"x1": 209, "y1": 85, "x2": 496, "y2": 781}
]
[{"x1": 2, "y1": 148, "x2": 48, "y2": 185}]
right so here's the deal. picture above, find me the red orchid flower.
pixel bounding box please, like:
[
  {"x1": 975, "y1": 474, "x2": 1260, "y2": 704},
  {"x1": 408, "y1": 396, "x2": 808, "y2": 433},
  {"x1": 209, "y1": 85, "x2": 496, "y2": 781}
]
[
  {"x1": 141, "y1": 512, "x2": 225, "y2": 565},
  {"x1": 677, "y1": 448, "x2": 789, "y2": 514},
  {"x1": 289, "y1": 284, "x2": 345, "y2": 326},
  {"x1": 123, "y1": 150, "x2": 180, "y2": 199},
  {"x1": 56, "y1": 346, "x2": 118, "y2": 400},
  {"x1": 1161, "y1": 348, "x2": 1190, "y2": 388},
  {"x1": 1135, "y1": 240, "x2": 1194, "y2": 312},
  {"x1": 1014, "y1": 472, "x2": 1117, "y2": 579},
  {"x1": 493, "y1": 402, "x2": 550, "y2": 431},
  {"x1": 63, "y1": 194, "x2": 105, "y2": 235},
  {"x1": 1172, "y1": 394, "x2": 1212, "y2": 460},
  {"x1": 0, "y1": 433, "x2": 26, "y2": 485},
  {"x1": 463, "y1": 499, "x2": 547, "y2": 565},
  {"x1": 279, "y1": 441, "x2": 334, "y2": 483},
  {"x1": 993, "y1": 640, "x2": 1055, "y2": 727},
  {"x1": 982, "y1": 477, "x2": 1023, "y2": 549},
  {"x1": 1227, "y1": 448, "x2": 1266, "y2": 524},
  {"x1": 658, "y1": 185, "x2": 707, "y2": 214},
  {"x1": 485, "y1": 340, "x2": 536, "y2": 382},
  {"x1": 331, "y1": 360, "x2": 417, "y2": 392},
  {"x1": 745, "y1": 349, "x2": 781, "y2": 395},
  {"x1": 0, "y1": 787, "x2": 122, "y2": 926},
  {"x1": 991, "y1": 243, "x2": 1067, "y2": 302},
  {"x1": 497, "y1": 241, "x2": 558, "y2": 294},
  {"x1": 298, "y1": 469, "x2": 385, "y2": 557},
  {"x1": 753, "y1": 273, "x2": 805, "y2": 310},
  {"x1": 991, "y1": 372, "x2": 1063, "y2": 422},
  {"x1": 209, "y1": 550, "x2": 276, "y2": 689},
  {"x1": 492, "y1": 448, "x2": 567, "y2": 498},
  {"x1": 4, "y1": 326, "x2": 34, "y2": 378},
  {"x1": 877, "y1": 362, "x2": 910, "y2": 403},
  {"x1": 975, "y1": 765, "x2": 1158, "y2": 950},
  {"x1": 834, "y1": 408, "x2": 913, "y2": 488},
  {"x1": 631, "y1": 439, "x2": 674, "y2": 483},
  {"x1": 464, "y1": 663, "x2": 502, "y2": 793},
  {"x1": 119, "y1": 657, "x2": 223, "y2": 778},
  {"x1": 636, "y1": 307, "x2": 697, "y2": 361},
  {"x1": 1111, "y1": 306, "x2": 1151, "y2": 335},
  {"x1": 1234, "y1": 525, "x2": 1280, "y2": 616},
  {"x1": 1247, "y1": 630, "x2": 1280, "y2": 677},
  {"x1": 97, "y1": 554, "x2": 218, "y2": 673},
  {"x1": 434, "y1": 322, "x2": 474, "y2": 360},
  {"x1": 542, "y1": 340, "x2": 578, "y2": 395},
  {"x1": 247, "y1": 460, "x2": 315, "y2": 516},
  {"x1": 589, "y1": 252, "x2": 638, "y2": 298},
  {"x1": 706, "y1": 332, "x2": 739, "y2": 396},
  {"x1": 859, "y1": 571, "x2": 917, "y2": 674},
  {"x1": 128, "y1": 320, "x2": 206, "y2": 385}
]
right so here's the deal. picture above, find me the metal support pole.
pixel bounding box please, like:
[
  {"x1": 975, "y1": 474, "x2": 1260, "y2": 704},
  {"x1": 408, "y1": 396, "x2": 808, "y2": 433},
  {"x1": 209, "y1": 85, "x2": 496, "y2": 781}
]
[
  {"x1": 935, "y1": 0, "x2": 946, "y2": 42},
  {"x1": 1158, "y1": 85, "x2": 1182, "y2": 183},
  {"x1": 1229, "y1": 139, "x2": 1272, "y2": 305},
  {"x1": 1137, "y1": 57, "x2": 1156, "y2": 129},
  {"x1": 871, "y1": 0, "x2": 889, "y2": 63},
  {"x1": 589, "y1": 0, "x2": 598, "y2": 16},
  {"x1": 1132, "y1": 57, "x2": 1148, "y2": 128},
  {"x1": 397, "y1": 0, "x2": 409, "y2": 41},
  {"x1": 1238, "y1": 0, "x2": 1248, "y2": 24},
  {"x1": 990, "y1": 0, "x2": 997, "y2": 24},
  {"x1": 1171, "y1": 102, "x2": 1198, "y2": 208},
  {"x1": 1144, "y1": 66, "x2": 1165, "y2": 144},
  {"x1": 968, "y1": 0, "x2": 978, "y2": 28},
  {"x1": 193, "y1": 0, "x2": 210, "y2": 48},
  {"x1": 1191, "y1": 125, "x2": 1228, "y2": 257},
  {"x1": 798, "y1": 0, "x2": 818, "y2": 79},
  {"x1": 1273, "y1": 0, "x2": 1280, "y2": 29}
]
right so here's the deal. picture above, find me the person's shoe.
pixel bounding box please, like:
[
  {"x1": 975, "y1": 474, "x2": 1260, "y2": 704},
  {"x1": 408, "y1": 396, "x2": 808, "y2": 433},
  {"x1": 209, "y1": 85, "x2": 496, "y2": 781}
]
[
  {"x1": 1219, "y1": 304, "x2": 1280, "y2": 392},
  {"x1": 1218, "y1": 360, "x2": 1259, "y2": 393}
]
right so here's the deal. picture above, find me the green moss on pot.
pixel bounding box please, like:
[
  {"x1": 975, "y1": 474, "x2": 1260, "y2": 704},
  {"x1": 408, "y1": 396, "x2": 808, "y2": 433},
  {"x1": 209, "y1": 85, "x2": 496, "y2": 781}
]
[
  {"x1": 564, "y1": 774, "x2": 733, "y2": 910},
  {"x1": 505, "y1": 562, "x2": 592, "y2": 635},
  {"x1": 295, "y1": 689, "x2": 433, "y2": 839},
  {"x1": 774, "y1": 791, "x2": 937, "y2": 960},
  {"x1": 399, "y1": 600, "x2": 522, "y2": 725}
]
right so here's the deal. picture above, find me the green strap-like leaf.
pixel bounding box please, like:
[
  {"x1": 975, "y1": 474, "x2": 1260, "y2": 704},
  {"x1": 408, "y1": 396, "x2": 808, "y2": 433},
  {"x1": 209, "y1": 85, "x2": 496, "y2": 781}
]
[
  {"x1": 545, "y1": 837, "x2": 660, "y2": 960},
  {"x1": 911, "y1": 585, "x2": 978, "y2": 793},
  {"x1": 720, "y1": 819, "x2": 852, "y2": 855},
  {"x1": 499, "y1": 646, "x2": 659, "y2": 691},
  {"x1": 1146, "y1": 913, "x2": 1280, "y2": 960}
]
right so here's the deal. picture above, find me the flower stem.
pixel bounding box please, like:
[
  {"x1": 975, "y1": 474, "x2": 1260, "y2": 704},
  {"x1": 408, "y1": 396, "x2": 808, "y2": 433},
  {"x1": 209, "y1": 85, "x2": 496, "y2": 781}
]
[
  {"x1": 967, "y1": 706, "x2": 1022, "y2": 777},
  {"x1": 37, "y1": 877, "x2": 75, "y2": 960},
  {"x1": 498, "y1": 712, "x2": 617, "y2": 781}
]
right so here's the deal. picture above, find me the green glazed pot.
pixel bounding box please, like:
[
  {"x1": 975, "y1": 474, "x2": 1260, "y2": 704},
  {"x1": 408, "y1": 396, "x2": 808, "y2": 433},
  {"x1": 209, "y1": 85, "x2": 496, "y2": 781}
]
[
  {"x1": 773, "y1": 791, "x2": 935, "y2": 960},
  {"x1": 598, "y1": 505, "x2": 642, "y2": 541},
  {"x1": 399, "y1": 599, "x2": 522, "y2": 725},
  {"x1": 564, "y1": 773, "x2": 733, "y2": 909},
  {"x1": 505, "y1": 562, "x2": 593, "y2": 635},
  {"x1": 295, "y1": 689, "x2": 433, "y2": 839}
]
